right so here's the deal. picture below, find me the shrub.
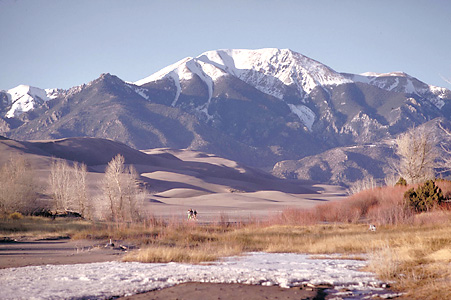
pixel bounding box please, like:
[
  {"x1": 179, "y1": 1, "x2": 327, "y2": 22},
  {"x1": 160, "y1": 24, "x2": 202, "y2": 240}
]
[
  {"x1": 404, "y1": 180, "x2": 444, "y2": 212},
  {"x1": 395, "y1": 177, "x2": 407, "y2": 186},
  {"x1": 9, "y1": 212, "x2": 23, "y2": 220},
  {"x1": 358, "y1": 185, "x2": 410, "y2": 225},
  {"x1": 272, "y1": 184, "x2": 413, "y2": 226}
]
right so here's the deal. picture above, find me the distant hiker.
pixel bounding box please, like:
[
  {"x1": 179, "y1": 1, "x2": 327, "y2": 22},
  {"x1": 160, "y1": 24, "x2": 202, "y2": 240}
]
[
  {"x1": 187, "y1": 209, "x2": 194, "y2": 220},
  {"x1": 187, "y1": 209, "x2": 198, "y2": 220}
]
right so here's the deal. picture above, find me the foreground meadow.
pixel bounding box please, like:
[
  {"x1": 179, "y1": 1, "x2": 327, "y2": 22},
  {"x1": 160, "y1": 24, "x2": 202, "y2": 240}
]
[
  {"x1": 1, "y1": 209, "x2": 450, "y2": 299},
  {"x1": 2, "y1": 180, "x2": 451, "y2": 299}
]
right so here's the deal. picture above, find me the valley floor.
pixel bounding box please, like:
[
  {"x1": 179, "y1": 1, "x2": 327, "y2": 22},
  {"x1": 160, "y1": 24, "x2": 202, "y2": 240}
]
[
  {"x1": 0, "y1": 238, "x2": 125, "y2": 269},
  {"x1": 0, "y1": 238, "x2": 324, "y2": 299},
  {"x1": 118, "y1": 282, "x2": 321, "y2": 300},
  {"x1": 0, "y1": 245, "x2": 396, "y2": 300}
]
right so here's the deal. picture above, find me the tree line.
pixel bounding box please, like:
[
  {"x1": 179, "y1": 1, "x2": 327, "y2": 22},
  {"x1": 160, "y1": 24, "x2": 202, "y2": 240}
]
[{"x1": 0, "y1": 154, "x2": 145, "y2": 222}]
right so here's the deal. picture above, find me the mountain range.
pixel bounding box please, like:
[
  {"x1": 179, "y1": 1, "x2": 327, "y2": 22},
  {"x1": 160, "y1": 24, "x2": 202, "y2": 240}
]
[{"x1": 2, "y1": 48, "x2": 451, "y2": 186}]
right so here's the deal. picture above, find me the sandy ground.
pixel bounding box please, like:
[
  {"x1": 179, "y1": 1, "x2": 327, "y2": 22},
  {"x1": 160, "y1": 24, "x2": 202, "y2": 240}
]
[
  {"x1": 118, "y1": 282, "x2": 322, "y2": 300},
  {"x1": 141, "y1": 148, "x2": 346, "y2": 223},
  {"x1": 145, "y1": 186, "x2": 345, "y2": 223},
  {"x1": 0, "y1": 238, "x2": 126, "y2": 269}
]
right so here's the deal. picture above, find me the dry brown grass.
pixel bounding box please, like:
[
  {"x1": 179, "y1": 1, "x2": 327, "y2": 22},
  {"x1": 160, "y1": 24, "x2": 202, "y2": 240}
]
[
  {"x1": 0, "y1": 216, "x2": 92, "y2": 239},
  {"x1": 120, "y1": 217, "x2": 451, "y2": 299},
  {"x1": 268, "y1": 186, "x2": 410, "y2": 226},
  {"x1": 366, "y1": 223, "x2": 451, "y2": 299},
  {"x1": 2, "y1": 204, "x2": 450, "y2": 299},
  {"x1": 123, "y1": 243, "x2": 244, "y2": 263},
  {"x1": 436, "y1": 179, "x2": 451, "y2": 198}
]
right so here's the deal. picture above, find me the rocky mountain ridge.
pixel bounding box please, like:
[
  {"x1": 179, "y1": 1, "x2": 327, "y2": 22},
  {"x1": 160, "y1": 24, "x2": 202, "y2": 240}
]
[{"x1": 2, "y1": 48, "x2": 450, "y2": 186}]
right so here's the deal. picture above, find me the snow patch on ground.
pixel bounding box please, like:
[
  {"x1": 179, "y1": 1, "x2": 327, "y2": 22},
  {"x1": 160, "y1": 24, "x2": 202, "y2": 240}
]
[{"x1": 0, "y1": 252, "x2": 395, "y2": 300}]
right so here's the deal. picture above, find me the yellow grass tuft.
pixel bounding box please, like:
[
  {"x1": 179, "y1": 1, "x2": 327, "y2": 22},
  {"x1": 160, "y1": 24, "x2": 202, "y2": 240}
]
[
  {"x1": 426, "y1": 249, "x2": 451, "y2": 262},
  {"x1": 123, "y1": 243, "x2": 244, "y2": 264}
]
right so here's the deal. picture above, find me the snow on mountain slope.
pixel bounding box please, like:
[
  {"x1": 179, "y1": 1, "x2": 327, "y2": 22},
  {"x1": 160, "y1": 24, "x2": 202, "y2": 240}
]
[
  {"x1": 287, "y1": 104, "x2": 316, "y2": 131},
  {"x1": 134, "y1": 57, "x2": 192, "y2": 86},
  {"x1": 203, "y1": 48, "x2": 353, "y2": 96},
  {"x1": 135, "y1": 56, "x2": 228, "y2": 114},
  {"x1": 132, "y1": 48, "x2": 451, "y2": 136},
  {"x1": 3, "y1": 85, "x2": 60, "y2": 118},
  {"x1": 135, "y1": 49, "x2": 450, "y2": 113},
  {"x1": 134, "y1": 48, "x2": 353, "y2": 100},
  {"x1": 349, "y1": 72, "x2": 449, "y2": 109}
]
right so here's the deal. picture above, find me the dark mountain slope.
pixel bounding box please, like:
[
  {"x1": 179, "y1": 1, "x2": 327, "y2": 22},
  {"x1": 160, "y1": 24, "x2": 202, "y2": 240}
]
[{"x1": 3, "y1": 49, "x2": 451, "y2": 185}]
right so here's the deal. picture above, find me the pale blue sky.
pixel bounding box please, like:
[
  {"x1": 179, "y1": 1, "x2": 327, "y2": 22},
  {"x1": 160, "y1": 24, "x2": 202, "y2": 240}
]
[{"x1": 1, "y1": 0, "x2": 450, "y2": 91}]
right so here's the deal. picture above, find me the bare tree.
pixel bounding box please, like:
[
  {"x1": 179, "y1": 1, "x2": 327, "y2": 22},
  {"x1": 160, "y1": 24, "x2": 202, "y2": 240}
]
[
  {"x1": 124, "y1": 165, "x2": 144, "y2": 221},
  {"x1": 102, "y1": 154, "x2": 144, "y2": 222},
  {"x1": 103, "y1": 154, "x2": 125, "y2": 221},
  {"x1": 49, "y1": 159, "x2": 90, "y2": 217},
  {"x1": 394, "y1": 126, "x2": 437, "y2": 184},
  {"x1": 438, "y1": 121, "x2": 451, "y2": 173},
  {"x1": 73, "y1": 162, "x2": 90, "y2": 218},
  {"x1": 50, "y1": 160, "x2": 72, "y2": 212},
  {"x1": 0, "y1": 155, "x2": 40, "y2": 215},
  {"x1": 384, "y1": 172, "x2": 399, "y2": 187},
  {"x1": 348, "y1": 176, "x2": 378, "y2": 195}
]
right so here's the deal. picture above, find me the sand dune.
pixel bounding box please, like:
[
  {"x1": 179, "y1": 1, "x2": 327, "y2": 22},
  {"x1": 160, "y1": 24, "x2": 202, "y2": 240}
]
[
  {"x1": 154, "y1": 188, "x2": 211, "y2": 199},
  {"x1": 0, "y1": 137, "x2": 346, "y2": 221},
  {"x1": 148, "y1": 189, "x2": 344, "y2": 222},
  {"x1": 140, "y1": 148, "x2": 346, "y2": 221}
]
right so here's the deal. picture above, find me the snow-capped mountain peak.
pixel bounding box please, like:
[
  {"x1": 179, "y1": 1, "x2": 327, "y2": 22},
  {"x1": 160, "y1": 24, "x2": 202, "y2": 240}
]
[
  {"x1": 134, "y1": 57, "x2": 193, "y2": 86},
  {"x1": 205, "y1": 48, "x2": 353, "y2": 89},
  {"x1": 4, "y1": 85, "x2": 60, "y2": 118},
  {"x1": 360, "y1": 71, "x2": 408, "y2": 77},
  {"x1": 134, "y1": 48, "x2": 353, "y2": 100},
  {"x1": 129, "y1": 48, "x2": 451, "y2": 133}
]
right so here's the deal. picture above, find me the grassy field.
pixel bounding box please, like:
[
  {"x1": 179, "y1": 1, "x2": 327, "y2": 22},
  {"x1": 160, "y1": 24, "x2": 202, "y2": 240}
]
[
  {"x1": 0, "y1": 216, "x2": 92, "y2": 239},
  {"x1": 1, "y1": 212, "x2": 450, "y2": 299},
  {"x1": 2, "y1": 180, "x2": 451, "y2": 300}
]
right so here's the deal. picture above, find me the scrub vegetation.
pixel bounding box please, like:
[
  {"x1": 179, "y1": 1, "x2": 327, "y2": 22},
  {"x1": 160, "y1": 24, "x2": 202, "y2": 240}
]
[{"x1": 2, "y1": 199, "x2": 450, "y2": 300}]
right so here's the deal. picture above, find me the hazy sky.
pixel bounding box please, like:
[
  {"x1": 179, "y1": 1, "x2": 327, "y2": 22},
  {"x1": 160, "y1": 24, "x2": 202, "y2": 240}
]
[{"x1": 1, "y1": 0, "x2": 450, "y2": 91}]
